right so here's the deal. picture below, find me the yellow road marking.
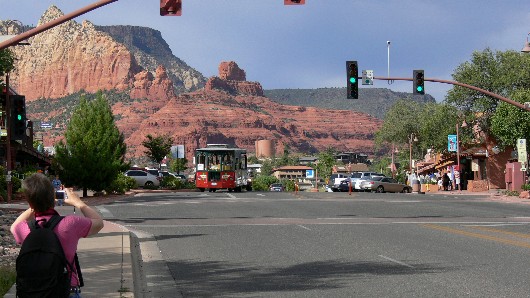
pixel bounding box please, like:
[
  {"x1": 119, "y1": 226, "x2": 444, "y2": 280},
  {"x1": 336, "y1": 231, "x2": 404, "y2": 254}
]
[
  {"x1": 422, "y1": 224, "x2": 530, "y2": 249},
  {"x1": 471, "y1": 226, "x2": 530, "y2": 239}
]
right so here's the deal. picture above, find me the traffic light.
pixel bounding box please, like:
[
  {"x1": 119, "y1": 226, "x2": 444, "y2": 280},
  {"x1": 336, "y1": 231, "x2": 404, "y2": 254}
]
[
  {"x1": 284, "y1": 0, "x2": 306, "y2": 4},
  {"x1": 346, "y1": 61, "x2": 358, "y2": 99},
  {"x1": 160, "y1": 0, "x2": 182, "y2": 16},
  {"x1": 413, "y1": 70, "x2": 425, "y2": 95},
  {"x1": 11, "y1": 95, "x2": 26, "y2": 140}
]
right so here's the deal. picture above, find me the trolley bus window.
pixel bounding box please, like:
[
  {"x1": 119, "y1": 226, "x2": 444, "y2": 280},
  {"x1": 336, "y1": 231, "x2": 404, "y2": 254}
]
[{"x1": 197, "y1": 152, "x2": 206, "y2": 171}]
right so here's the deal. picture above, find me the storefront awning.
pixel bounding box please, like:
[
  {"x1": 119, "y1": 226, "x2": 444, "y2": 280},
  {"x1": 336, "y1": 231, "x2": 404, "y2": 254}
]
[{"x1": 435, "y1": 159, "x2": 455, "y2": 169}]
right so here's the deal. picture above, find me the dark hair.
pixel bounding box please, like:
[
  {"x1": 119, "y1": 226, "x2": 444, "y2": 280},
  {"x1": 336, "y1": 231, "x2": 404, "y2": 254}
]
[{"x1": 22, "y1": 173, "x2": 55, "y2": 212}]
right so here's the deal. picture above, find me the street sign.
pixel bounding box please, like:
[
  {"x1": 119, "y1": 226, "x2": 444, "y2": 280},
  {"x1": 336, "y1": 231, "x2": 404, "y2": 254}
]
[
  {"x1": 448, "y1": 135, "x2": 457, "y2": 152},
  {"x1": 40, "y1": 122, "x2": 53, "y2": 129},
  {"x1": 517, "y1": 139, "x2": 527, "y2": 163},
  {"x1": 306, "y1": 169, "x2": 314, "y2": 178},
  {"x1": 362, "y1": 70, "x2": 374, "y2": 85}
]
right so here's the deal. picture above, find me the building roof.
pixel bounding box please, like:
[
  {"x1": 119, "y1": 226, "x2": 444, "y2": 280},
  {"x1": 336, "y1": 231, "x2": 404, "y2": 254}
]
[{"x1": 272, "y1": 165, "x2": 313, "y2": 171}]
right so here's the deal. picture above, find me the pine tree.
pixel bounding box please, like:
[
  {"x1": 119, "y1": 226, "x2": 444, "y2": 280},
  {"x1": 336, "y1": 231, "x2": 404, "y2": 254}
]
[{"x1": 54, "y1": 91, "x2": 128, "y2": 197}]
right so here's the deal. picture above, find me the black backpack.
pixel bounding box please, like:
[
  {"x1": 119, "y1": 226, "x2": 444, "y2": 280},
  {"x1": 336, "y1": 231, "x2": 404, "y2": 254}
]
[{"x1": 16, "y1": 215, "x2": 83, "y2": 298}]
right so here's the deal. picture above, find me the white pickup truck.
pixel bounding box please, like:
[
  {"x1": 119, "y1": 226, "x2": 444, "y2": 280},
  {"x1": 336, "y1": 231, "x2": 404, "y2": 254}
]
[{"x1": 327, "y1": 173, "x2": 349, "y2": 191}]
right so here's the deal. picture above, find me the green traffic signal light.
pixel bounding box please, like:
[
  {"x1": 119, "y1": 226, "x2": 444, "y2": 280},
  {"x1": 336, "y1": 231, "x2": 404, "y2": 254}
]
[
  {"x1": 17, "y1": 114, "x2": 22, "y2": 121},
  {"x1": 349, "y1": 77, "x2": 356, "y2": 84},
  {"x1": 416, "y1": 86, "x2": 423, "y2": 92}
]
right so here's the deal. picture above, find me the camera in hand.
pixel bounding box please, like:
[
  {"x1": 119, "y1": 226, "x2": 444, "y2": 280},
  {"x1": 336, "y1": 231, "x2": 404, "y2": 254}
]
[{"x1": 56, "y1": 190, "x2": 67, "y2": 200}]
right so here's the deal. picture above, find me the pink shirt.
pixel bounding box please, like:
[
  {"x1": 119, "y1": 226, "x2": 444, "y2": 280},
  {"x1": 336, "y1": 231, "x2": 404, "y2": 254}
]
[{"x1": 13, "y1": 214, "x2": 92, "y2": 287}]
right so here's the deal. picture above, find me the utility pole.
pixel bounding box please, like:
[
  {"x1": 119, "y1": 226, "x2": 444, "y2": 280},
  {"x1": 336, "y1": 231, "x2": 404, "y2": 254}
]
[{"x1": 5, "y1": 73, "x2": 12, "y2": 203}]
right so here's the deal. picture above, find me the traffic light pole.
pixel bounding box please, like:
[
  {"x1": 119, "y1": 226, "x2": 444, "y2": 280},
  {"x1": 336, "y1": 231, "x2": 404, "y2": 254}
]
[
  {"x1": 372, "y1": 76, "x2": 530, "y2": 112},
  {"x1": 5, "y1": 73, "x2": 12, "y2": 203}
]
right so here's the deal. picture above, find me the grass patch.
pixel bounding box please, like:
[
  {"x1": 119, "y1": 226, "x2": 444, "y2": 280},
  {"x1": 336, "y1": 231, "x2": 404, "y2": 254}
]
[{"x1": 0, "y1": 265, "x2": 16, "y2": 296}]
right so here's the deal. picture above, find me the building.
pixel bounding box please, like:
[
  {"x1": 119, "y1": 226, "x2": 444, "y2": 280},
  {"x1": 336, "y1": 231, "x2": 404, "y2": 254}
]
[{"x1": 271, "y1": 165, "x2": 313, "y2": 180}]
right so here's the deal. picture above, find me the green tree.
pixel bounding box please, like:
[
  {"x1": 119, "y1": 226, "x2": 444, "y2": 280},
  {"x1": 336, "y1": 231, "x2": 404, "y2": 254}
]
[
  {"x1": 375, "y1": 99, "x2": 423, "y2": 146},
  {"x1": 259, "y1": 159, "x2": 274, "y2": 176},
  {"x1": 417, "y1": 102, "x2": 466, "y2": 153},
  {"x1": 169, "y1": 157, "x2": 188, "y2": 174},
  {"x1": 490, "y1": 89, "x2": 530, "y2": 149},
  {"x1": 446, "y1": 48, "x2": 530, "y2": 134},
  {"x1": 142, "y1": 134, "x2": 174, "y2": 168},
  {"x1": 54, "y1": 92, "x2": 128, "y2": 197},
  {"x1": 0, "y1": 49, "x2": 15, "y2": 86},
  {"x1": 315, "y1": 147, "x2": 336, "y2": 180}
]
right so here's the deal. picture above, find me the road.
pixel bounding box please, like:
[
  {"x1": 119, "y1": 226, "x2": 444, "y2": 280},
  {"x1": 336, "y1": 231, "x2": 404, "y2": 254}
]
[{"x1": 100, "y1": 191, "x2": 530, "y2": 297}]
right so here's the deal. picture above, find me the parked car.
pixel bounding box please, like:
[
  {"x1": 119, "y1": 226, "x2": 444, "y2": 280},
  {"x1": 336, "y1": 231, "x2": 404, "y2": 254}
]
[
  {"x1": 350, "y1": 172, "x2": 386, "y2": 191},
  {"x1": 337, "y1": 179, "x2": 354, "y2": 192},
  {"x1": 146, "y1": 168, "x2": 160, "y2": 176},
  {"x1": 125, "y1": 170, "x2": 160, "y2": 187},
  {"x1": 360, "y1": 176, "x2": 411, "y2": 193},
  {"x1": 159, "y1": 171, "x2": 180, "y2": 179},
  {"x1": 269, "y1": 183, "x2": 285, "y2": 192},
  {"x1": 327, "y1": 173, "x2": 349, "y2": 191}
]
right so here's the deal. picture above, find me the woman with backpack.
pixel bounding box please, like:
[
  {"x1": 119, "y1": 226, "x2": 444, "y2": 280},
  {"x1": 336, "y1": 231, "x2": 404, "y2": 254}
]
[{"x1": 10, "y1": 173, "x2": 104, "y2": 297}]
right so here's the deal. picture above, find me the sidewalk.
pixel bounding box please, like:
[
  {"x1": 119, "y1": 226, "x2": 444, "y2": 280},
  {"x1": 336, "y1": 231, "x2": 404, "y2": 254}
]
[{"x1": 4, "y1": 204, "x2": 134, "y2": 298}]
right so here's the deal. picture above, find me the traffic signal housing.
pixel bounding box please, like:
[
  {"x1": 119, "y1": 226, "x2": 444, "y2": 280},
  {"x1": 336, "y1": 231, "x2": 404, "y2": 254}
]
[
  {"x1": 284, "y1": 0, "x2": 305, "y2": 4},
  {"x1": 11, "y1": 95, "x2": 26, "y2": 140},
  {"x1": 413, "y1": 70, "x2": 425, "y2": 95},
  {"x1": 160, "y1": 0, "x2": 182, "y2": 16},
  {"x1": 347, "y1": 61, "x2": 358, "y2": 99}
]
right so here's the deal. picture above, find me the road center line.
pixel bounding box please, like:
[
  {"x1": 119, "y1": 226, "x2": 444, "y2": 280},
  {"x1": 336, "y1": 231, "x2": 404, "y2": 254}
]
[
  {"x1": 297, "y1": 225, "x2": 311, "y2": 231},
  {"x1": 378, "y1": 255, "x2": 414, "y2": 268}
]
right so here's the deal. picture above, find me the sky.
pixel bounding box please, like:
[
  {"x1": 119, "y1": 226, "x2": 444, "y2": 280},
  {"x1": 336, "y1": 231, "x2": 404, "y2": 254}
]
[{"x1": 1, "y1": 0, "x2": 529, "y2": 101}]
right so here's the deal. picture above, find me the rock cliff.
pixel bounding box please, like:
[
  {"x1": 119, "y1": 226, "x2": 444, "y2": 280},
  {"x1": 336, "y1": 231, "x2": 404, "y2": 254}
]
[{"x1": 3, "y1": 6, "x2": 205, "y2": 101}]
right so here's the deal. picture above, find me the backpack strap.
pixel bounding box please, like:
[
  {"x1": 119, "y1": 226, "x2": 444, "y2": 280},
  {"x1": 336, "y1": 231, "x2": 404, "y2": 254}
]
[{"x1": 44, "y1": 214, "x2": 64, "y2": 230}]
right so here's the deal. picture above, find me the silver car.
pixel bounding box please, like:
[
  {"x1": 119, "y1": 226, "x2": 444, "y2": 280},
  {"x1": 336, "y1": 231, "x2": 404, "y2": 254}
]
[
  {"x1": 125, "y1": 170, "x2": 161, "y2": 187},
  {"x1": 360, "y1": 176, "x2": 411, "y2": 193}
]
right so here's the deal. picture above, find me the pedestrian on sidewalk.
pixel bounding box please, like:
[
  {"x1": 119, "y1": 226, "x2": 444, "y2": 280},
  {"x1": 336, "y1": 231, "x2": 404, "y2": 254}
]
[
  {"x1": 442, "y1": 172, "x2": 450, "y2": 191},
  {"x1": 52, "y1": 175, "x2": 64, "y2": 206},
  {"x1": 10, "y1": 173, "x2": 104, "y2": 297}
]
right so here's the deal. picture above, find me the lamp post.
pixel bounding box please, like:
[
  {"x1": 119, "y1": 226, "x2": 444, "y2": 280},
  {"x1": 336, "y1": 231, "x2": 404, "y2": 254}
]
[
  {"x1": 409, "y1": 133, "x2": 418, "y2": 173},
  {"x1": 456, "y1": 117, "x2": 467, "y2": 192},
  {"x1": 522, "y1": 32, "x2": 530, "y2": 53}
]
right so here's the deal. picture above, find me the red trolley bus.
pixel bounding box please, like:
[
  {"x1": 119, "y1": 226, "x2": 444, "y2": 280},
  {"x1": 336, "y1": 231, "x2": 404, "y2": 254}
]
[{"x1": 195, "y1": 144, "x2": 252, "y2": 192}]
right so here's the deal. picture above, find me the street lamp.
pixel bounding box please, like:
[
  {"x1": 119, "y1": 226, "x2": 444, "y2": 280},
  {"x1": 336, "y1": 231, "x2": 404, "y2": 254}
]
[
  {"x1": 409, "y1": 133, "x2": 418, "y2": 173},
  {"x1": 456, "y1": 118, "x2": 467, "y2": 192},
  {"x1": 522, "y1": 32, "x2": 530, "y2": 53}
]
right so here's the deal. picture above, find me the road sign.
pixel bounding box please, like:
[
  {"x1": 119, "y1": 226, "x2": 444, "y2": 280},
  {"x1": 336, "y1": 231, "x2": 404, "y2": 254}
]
[
  {"x1": 306, "y1": 169, "x2": 314, "y2": 178},
  {"x1": 517, "y1": 139, "x2": 527, "y2": 163},
  {"x1": 362, "y1": 70, "x2": 374, "y2": 85},
  {"x1": 448, "y1": 135, "x2": 457, "y2": 152}
]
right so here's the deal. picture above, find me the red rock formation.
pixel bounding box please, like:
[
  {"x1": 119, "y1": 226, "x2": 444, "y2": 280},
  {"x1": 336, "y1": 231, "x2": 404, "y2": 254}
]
[
  {"x1": 113, "y1": 89, "x2": 382, "y2": 161},
  {"x1": 130, "y1": 65, "x2": 175, "y2": 100},
  {"x1": 219, "y1": 61, "x2": 246, "y2": 81},
  {"x1": 10, "y1": 7, "x2": 139, "y2": 101},
  {"x1": 205, "y1": 62, "x2": 264, "y2": 96}
]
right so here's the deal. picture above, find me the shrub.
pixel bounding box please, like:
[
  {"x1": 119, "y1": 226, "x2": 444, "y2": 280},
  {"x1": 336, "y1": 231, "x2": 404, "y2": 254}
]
[
  {"x1": 522, "y1": 184, "x2": 530, "y2": 191},
  {"x1": 252, "y1": 175, "x2": 279, "y2": 191},
  {"x1": 105, "y1": 173, "x2": 135, "y2": 194},
  {"x1": 161, "y1": 176, "x2": 184, "y2": 189},
  {"x1": 282, "y1": 179, "x2": 296, "y2": 191}
]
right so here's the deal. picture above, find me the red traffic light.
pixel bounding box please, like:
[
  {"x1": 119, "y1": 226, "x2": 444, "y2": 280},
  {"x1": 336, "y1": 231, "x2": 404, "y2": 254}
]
[
  {"x1": 284, "y1": 0, "x2": 305, "y2": 5},
  {"x1": 160, "y1": 0, "x2": 182, "y2": 16}
]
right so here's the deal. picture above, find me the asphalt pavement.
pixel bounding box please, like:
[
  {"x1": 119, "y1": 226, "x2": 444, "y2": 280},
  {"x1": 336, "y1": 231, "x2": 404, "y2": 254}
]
[{"x1": 3, "y1": 188, "x2": 527, "y2": 298}]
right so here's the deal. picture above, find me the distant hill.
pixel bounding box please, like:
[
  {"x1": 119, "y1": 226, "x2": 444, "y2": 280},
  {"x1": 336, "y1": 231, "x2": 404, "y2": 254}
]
[{"x1": 264, "y1": 87, "x2": 436, "y2": 119}]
